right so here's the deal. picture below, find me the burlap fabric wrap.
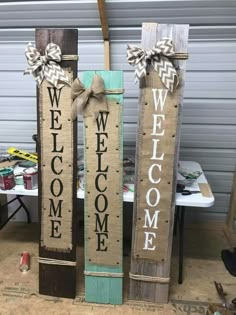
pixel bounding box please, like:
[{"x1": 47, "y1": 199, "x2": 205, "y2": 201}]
[
  {"x1": 133, "y1": 70, "x2": 182, "y2": 262},
  {"x1": 71, "y1": 74, "x2": 107, "y2": 120},
  {"x1": 73, "y1": 74, "x2": 123, "y2": 266},
  {"x1": 40, "y1": 70, "x2": 74, "y2": 251}
]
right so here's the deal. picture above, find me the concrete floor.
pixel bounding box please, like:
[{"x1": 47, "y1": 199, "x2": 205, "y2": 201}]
[{"x1": 0, "y1": 222, "x2": 235, "y2": 314}]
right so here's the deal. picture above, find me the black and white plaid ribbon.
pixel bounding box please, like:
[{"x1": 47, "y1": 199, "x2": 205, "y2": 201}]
[
  {"x1": 127, "y1": 39, "x2": 179, "y2": 92},
  {"x1": 24, "y1": 42, "x2": 71, "y2": 89}
]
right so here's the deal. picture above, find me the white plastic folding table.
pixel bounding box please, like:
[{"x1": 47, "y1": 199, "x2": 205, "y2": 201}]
[{"x1": 0, "y1": 160, "x2": 214, "y2": 284}]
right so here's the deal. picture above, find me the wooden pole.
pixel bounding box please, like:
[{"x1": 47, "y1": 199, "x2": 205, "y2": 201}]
[
  {"x1": 104, "y1": 40, "x2": 110, "y2": 71},
  {"x1": 129, "y1": 23, "x2": 189, "y2": 303},
  {"x1": 97, "y1": 0, "x2": 109, "y2": 40},
  {"x1": 97, "y1": 0, "x2": 110, "y2": 70},
  {"x1": 36, "y1": 29, "x2": 78, "y2": 298}
]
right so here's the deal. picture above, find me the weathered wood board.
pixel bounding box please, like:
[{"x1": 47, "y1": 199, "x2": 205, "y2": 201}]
[
  {"x1": 36, "y1": 29, "x2": 78, "y2": 298},
  {"x1": 224, "y1": 167, "x2": 236, "y2": 246},
  {"x1": 129, "y1": 23, "x2": 189, "y2": 303},
  {"x1": 83, "y1": 71, "x2": 123, "y2": 304}
]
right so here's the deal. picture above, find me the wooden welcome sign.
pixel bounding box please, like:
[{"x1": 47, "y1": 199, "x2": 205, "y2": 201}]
[
  {"x1": 82, "y1": 71, "x2": 123, "y2": 304},
  {"x1": 129, "y1": 23, "x2": 189, "y2": 303},
  {"x1": 35, "y1": 29, "x2": 78, "y2": 298}
]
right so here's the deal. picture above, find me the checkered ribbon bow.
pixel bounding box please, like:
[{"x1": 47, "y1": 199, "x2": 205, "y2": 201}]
[
  {"x1": 127, "y1": 39, "x2": 179, "y2": 92},
  {"x1": 24, "y1": 42, "x2": 71, "y2": 89}
]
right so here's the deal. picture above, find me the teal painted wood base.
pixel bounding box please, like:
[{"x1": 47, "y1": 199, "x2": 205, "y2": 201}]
[{"x1": 85, "y1": 270, "x2": 123, "y2": 304}]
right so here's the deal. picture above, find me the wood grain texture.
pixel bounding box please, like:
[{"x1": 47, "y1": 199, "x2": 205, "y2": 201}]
[
  {"x1": 97, "y1": 0, "x2": 109, "y2": 40},
  {"x1": 36, "y1": 29, "x2": 78, "y2": 298},
  {"x1": 83, "y1": 70, "x2": 123, "y2": 305},
  {"x1": 104, "y1": 40, "x2": 110, "y2": 70},
  {"x1": 224, "y1": 167, "x2": 236, "y2": 246},
  {"x1": 129, "y1": 23, "x2": 189, "y2": 303}
]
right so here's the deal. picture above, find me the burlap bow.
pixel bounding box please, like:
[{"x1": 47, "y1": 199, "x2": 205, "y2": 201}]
[
  {"x1": 127, "y1": 39, "x2": 179, "y2": 92},
  {"x1": 24, "y1": 42, "x2": 71, "y2": 89},
  {"x1": 71, "y1": 74, "x2": 107, "y2": 120}
]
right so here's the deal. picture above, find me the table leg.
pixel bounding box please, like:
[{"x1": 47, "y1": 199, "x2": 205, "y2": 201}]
[
  {"x1": 174, "y1": 206, "x2": 180, "y2": 236},
  {"x1": 178, "y1": 206, "x2": 185, "y2": 284},
  {"x1": 16, "y1": 195, "x2": 31, "y2": 223},
  {"x1": 0, "y1": 204, "x2": 22, "y2": 229},
  {"x1": 0, "y1": 195, "x2": 31, "y2": 229}
]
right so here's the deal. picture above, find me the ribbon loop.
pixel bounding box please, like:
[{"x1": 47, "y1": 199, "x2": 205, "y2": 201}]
[
  {"x1": 127, "y1": 39, "x2": 179, "y2": 92},
  {"x1": 24, "y1": 42, "x2": 71, "y2": 89},
  {"x1": 71, "y1": 74, "x2": 107, "y2": 121}
]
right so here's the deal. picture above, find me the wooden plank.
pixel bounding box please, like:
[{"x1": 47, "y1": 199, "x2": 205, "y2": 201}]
[
  {"x1": 129, "y1": 23, "x2": 189, "y2": 303},
  {"x1": 83, "y1": 70, "x2": 123, "y2": 304},
  {"x1": 97, "y1": 0, "x2": 110, "y2": 70},
  {"x1": 104, "y1": 40, "x2": 110, "y2": 70},
  {"x1": 97, "y1": 0, "x2": 109, "y2": 41},
  {"x1": 224, "y1": 167, "x2": 236, "y2": 246},
  {"x1": 36, "y1": 29, "x2": 78, "y2": 298}
]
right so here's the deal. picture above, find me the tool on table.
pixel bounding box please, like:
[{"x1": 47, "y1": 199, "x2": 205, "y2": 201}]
[
  {"x1": 214, "y1": 281, "x2": 236, "y2": 313},
  {"x1": 214, "y1": 281, "x2": 228, "y2": 308},
  {"x1": 7, "y1": 147, "x2": 38, "y2": 163},
  {"x1": 176, "y1": 183, "x2": 201, "y2": 195},
  {"x1": 181, "y1": 190, "x2": 201, "y2": 196}
]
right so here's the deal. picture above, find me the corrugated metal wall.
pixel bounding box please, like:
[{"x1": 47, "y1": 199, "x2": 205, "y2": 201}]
[{"x1": 0, "y1": 0, "x2": 236, "y2": 222}]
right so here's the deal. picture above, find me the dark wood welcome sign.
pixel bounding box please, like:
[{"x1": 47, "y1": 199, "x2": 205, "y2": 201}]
[
  {"x1": 36, "y1": 29, "x2": 78, "y2": 298},
  {"x1": 129, "y1": 23, "x2": 189, "y2": 303}
]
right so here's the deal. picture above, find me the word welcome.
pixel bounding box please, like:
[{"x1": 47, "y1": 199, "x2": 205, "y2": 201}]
[
  {"x1": 47, "y1": 87, "x2": 65, "y2": 240},
  {"x1": 94, "y1": 112, "x2": 110, "y2": 251},
  {"x1": 143, "y1": 89, "x2": 168, "y2": 251}
]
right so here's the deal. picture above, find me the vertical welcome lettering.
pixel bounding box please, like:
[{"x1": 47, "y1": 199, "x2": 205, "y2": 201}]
[
  {"x1": 94, "y1": 112, "x2": 109, "y2": 251},
  {"x1": 41, "y1": 71, "x2": 74, "y2": 251},
  {"x1": 142, "y1": 89, "x2": 168, "y2": 251},
  {"x1": 48, "y1": 87, "x2": 64, "y2": 239}
]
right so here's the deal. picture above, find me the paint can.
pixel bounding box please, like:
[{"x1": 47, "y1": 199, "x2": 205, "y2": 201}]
[
  {"x1": 20, "y1": 251, "x2": 30, "y2": 272},
  {"x1": 0, "y1": 167, "x2": 15, "y2": 190},
  {"x1": 23, "y1": 167, "x2": 38, "y2": 190}
]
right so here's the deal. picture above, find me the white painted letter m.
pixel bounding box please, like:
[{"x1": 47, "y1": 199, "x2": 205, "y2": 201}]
[{"x1": 143, "y1": 209, "x2": 160, "y2": 229}]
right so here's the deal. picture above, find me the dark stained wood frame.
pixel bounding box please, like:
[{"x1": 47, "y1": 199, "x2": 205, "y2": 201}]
[{"x1": 36, "y1": 29, "x2": 78, "y2": 298}]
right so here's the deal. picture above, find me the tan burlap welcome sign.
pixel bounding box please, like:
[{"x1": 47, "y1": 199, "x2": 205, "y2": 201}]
[
  {"x1": 85, "y1": 102, "x2": 122, "y2": 265},
  {"x1": 74, "y1": 72, "x2": 123, "y2": 267},
  {"x1": 133, "y1": 73, "x2": 181, "y2": 262},
  {"x1": 40, "y1": 70, "x2": 74, "y2": 251}
]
